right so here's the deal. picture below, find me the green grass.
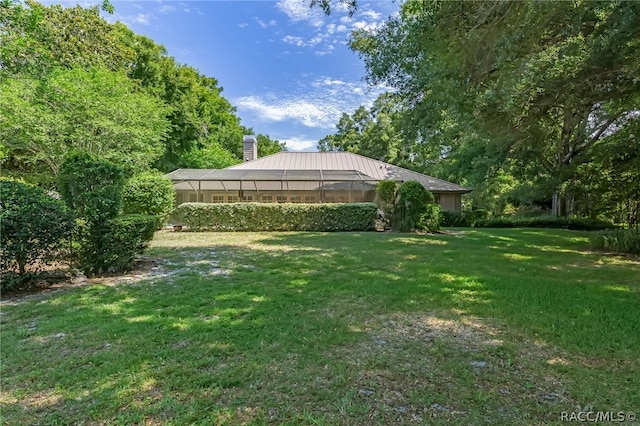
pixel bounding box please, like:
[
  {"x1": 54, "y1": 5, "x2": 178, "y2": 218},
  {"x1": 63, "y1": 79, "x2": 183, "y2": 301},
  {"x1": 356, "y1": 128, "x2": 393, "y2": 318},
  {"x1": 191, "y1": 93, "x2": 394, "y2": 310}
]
[{"x1": 1, "y1": 229, "x2": 639, "y2": 425}]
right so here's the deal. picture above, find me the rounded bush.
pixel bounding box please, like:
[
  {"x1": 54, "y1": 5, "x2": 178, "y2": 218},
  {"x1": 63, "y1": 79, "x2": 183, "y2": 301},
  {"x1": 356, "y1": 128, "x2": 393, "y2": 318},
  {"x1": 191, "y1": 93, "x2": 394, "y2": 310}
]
[
  {"x1": 0, "y1": 178, "x2": 74, "y2": 282},
  {"x1": 395, "y1": 181, "x2": 435, "y2": 231},
  {"x1": 122, "y1": 171, "x2": 175, "y2": 225},
  {"x1": 58, "y1": 151, "x2": 125, "y2": 224}
]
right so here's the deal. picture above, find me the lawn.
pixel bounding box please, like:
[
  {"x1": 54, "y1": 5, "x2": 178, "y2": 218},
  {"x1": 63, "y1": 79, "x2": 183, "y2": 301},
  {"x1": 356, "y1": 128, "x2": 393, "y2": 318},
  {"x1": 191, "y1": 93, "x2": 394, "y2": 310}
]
[{"x1": 1, "y1": 229, "x2": 638, "y2": 425}]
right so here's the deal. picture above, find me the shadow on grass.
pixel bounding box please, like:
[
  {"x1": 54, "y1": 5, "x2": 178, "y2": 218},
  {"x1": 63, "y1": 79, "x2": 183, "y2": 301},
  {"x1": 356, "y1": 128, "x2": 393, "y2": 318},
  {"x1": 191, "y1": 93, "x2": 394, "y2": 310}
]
[{"x1": 2, "y1": 229, "x2": 638, "y2": 424}]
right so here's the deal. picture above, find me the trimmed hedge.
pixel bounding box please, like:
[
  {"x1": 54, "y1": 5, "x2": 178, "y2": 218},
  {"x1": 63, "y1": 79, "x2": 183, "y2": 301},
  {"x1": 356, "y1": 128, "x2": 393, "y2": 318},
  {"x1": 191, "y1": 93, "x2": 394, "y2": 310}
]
[
  {"x1": 173, "y1": 202, "x2": 378, "y2": 232},
  {"x1": 442, "y1": 212, "x2": 615, "y2": 231},
  {"x1": 417, "y1": 204, "x2": 442, "y2": 233},
  {"x1": 122, "y1": 171, "x2": 175, "y2": 226},
  {"x1": 590, "y1": 229, "x2": 640, "y2": 255},
  {"x1": 1, "y1": 178, "x2": 74, "y2": 286},
  {"x1": 77, "y1": 214, "x2": 158, "y2": 275}
]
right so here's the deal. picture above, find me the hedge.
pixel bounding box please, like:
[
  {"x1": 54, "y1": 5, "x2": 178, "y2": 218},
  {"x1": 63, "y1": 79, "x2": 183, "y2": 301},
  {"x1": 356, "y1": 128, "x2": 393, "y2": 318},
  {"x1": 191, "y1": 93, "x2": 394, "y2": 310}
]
[
  {"x1": 590, "y1": 229, "x2": 640, "y2": 255},
  {"x1": 441, "y1": 212, "x2": 615, "y2": 231},
  {"x1": 122, "y1": 171, "x2": 175, "y2": 226},
  {"x1": 172, "y1": 202, "x2": 378, "y2": 232},
  {"x1": 76, "y1": 214, "x2": 159, "y2": 275},
  {"x1": 1, "y1": 178, "x2": 74, "y2": 286}
]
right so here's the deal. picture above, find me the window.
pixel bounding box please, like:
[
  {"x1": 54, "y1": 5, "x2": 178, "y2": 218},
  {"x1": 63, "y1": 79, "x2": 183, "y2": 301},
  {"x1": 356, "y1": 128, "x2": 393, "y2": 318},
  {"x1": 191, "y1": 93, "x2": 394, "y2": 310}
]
[
  {"x1": 188, "y1": 193, "x2": 198, "y2": 202},
  {"x1": 304, "y1": 195, "x2": 316, "y2": 203},
  {"x1": 211, "y1": 195, "x2": 225, "y2": 203},
  {"x1": 290, "y1": 195, "x2": 302, "y2": 203},
  {"x1": 261, "y1": 195, "x2": 274, "y2": 203},
  {"x1": 324, "y1": 196, "x2": 336, "y2": 203},
  {"x1": 433, "y1": 194, "x2": 441, "y2": 204},
  {"x1": 242, "y1": 195, "x2": 254, "y2": 202},
  {"x1": 227, "y1": 195, "x2": 239, "y2": 203},
  {"x1": 276, "y1": 195, "x2": 287, "y2": 203}
]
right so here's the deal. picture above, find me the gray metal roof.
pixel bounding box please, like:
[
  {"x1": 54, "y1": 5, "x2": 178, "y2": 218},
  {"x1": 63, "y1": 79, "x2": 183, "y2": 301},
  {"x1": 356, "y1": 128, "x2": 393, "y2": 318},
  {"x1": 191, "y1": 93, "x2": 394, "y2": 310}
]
[
  {"x1": 226, "y1": 152, "x2": 470, "y2": 193},
  {"x1": 166, "y1": 152, "x2": 470, "y2": 193},
  {"x1": 165, "y1": 168, "x2": 378, "y2": 182}
]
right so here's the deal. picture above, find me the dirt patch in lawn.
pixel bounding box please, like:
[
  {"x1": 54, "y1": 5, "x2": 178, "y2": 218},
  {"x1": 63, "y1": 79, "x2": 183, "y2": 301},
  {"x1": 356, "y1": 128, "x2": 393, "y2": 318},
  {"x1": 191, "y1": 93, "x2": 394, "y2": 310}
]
[
  {"x1": 329, "y1": 311, "x2": 579, "y2": 424},
  {"x1": 0, "y1": 257, "x2": 166, "y2": 305}
]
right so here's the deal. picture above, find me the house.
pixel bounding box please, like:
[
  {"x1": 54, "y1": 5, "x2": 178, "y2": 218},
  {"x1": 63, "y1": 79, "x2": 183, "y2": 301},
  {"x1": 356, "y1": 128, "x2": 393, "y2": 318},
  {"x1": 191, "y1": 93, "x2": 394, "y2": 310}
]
[{"x1": 166, "y1": 136, "x2": 471, "y2": 212}]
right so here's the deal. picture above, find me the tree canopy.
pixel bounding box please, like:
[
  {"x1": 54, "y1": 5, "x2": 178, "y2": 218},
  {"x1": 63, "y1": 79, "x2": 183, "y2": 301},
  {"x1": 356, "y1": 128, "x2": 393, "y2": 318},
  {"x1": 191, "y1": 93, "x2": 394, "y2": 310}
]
[
  {"x1": 317, "y1": 0, "x2": 640, "y2": 225},
  {"x1": 0, "y1": 0, "x2": 285, "y2": 185}
]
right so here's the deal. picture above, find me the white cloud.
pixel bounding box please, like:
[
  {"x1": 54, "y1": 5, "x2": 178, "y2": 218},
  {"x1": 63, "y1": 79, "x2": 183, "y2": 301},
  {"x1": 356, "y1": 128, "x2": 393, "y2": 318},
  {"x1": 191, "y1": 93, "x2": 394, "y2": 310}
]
[
  {"x1": 283, "y1": 137, "x2": 317, "y2": 152},
  {"x1": 234, "y1": 77, "x2": 393, "y2": 132},
  {"x1": 314, "y1": 44, "x2": 335, "y2": 56},
  {"x1": 158, "y1": 5, "x2": 175, "y2": 14},
  {"x1": 282, "y1": 35, "x2": 305, "y2": 47},
  {"x1": 276, "y1": 0, "x2": 324, "y2": 27},
  {"x1": 257, "y1": 18, "x2": 277, "y2": 28},
  {"x1": 352, "y1": 20, "x2": 379, "y2": 31},
  {"x1": 235, "y1": 95, "x2": 339, "y2": 128},
  {"x1": 134, "y1": 13, "x2": 150, "y2": 25},
  {"x1": 361, "y1": 10, "x2": 382, "y2": 20},
  {"x1": 238, "y1": 22, "x2": 249, "y2": 28},
  {"x1": 282, "y1": 34, "x2": 323, "y2": 48}
]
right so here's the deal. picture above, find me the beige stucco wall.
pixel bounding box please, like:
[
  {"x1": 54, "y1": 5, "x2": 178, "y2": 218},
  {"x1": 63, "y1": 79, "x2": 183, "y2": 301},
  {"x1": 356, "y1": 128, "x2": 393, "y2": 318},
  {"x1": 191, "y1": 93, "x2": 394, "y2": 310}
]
[
  {"x1": 175, "y1": 189, "x2": 376, "y2": 205},
  {"x1": 438, "y1": 193, "x2": 462, "y2": 212}
]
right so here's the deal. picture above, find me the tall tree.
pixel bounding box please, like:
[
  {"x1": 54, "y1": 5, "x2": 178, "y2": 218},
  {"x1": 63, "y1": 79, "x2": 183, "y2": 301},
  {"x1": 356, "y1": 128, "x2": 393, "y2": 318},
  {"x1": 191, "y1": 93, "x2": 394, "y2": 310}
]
[
  {"x1": 0, "y1": 0, "x2": 132, "y2": 77},
  {"x1": 350, "y1": 0, "x2": 640, "y2": 218},
  {"x1": 0, "y1": 67, "x2": 170, "y2": 177},
  {"x1": 318, "y1": 93, "x2": 405, "y2": 163}
]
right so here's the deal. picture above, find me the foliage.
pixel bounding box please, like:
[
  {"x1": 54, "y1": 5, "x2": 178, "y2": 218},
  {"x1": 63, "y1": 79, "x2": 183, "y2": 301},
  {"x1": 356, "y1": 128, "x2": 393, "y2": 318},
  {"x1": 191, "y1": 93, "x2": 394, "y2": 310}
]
[
  {"x1": 416, "y1": 204, "x2": 441, "y2": 233},
  {"x1": 441, "y1": 210, "x2": 489, "y2": 228},
  {"x1": 376, "y1": 180, "x2": 397, "y2": 205},
  {"x1": 395, "y1": 181, "x2": 435, "y2": 232},
  {"x1": 122, "y1": 171, "x2": 175, "y2": 225},
  {"x1": 442, "y1": 213, "x2": 615, "y2": 231},
  {"x1": 179, "y1": 139, "x2": 240, "y2": 169},
  {"x1": 318, "y1": 93, "x2": 405, "y2": 163},
  {"x1": 0, "y1": 66, "x2": 170, "y2": 177},
  {"x1": 2, "y1": 229, "x2": 639, "y2": 424},
  {"x1": 75, "y1": 214, "x2": 158, "y2": 275},
  {"x1": 173, "y1": 202, "x2": 377, "y2": 232},
  {"x1": 0, "y1": 178, "x2": 74, "y2": 285},
  {"x1": 590, "y1": 229, "x2": 640, "y2": 255},
  {"x1": 0, "y1": 0, "x2": 134, "y2": 77},
  {"x1": 348, "y1": 1, "x2": 640, "y2": 223},
  {"x1": 0, "y1": 0, "x2": 285, "y2": 183},
  {"x1": 375, "y1": 180, "x2": 397, "y2": 227},
  {"x1": 58, "y1": 152, "x2": 125, "y2": 225}
]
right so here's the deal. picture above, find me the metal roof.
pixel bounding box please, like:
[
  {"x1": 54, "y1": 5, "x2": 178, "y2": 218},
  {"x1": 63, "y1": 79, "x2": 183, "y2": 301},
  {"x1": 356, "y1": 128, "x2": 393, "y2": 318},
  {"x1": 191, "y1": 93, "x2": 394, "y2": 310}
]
[
  {"x1": 227, "y1": 152, "x2": 471, "y2": 193},
  {"x1": 165, "y1": 169, "x2": 378, "y2": 182},
  {"x1": 166, "y1": 152, "x2": 470, "y2": 193}
]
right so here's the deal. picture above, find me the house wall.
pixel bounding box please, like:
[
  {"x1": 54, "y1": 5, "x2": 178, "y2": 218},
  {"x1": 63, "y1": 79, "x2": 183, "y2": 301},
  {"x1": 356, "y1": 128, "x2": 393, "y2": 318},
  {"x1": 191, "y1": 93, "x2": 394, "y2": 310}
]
[
  {"x1": 174, "y1": 188, "x2": 462, "y2": 212},
  {"x1": 438, "y1": 193, "x2": 462, "y2": 212},
  {"x1": 175, "y1": 189, "x2": 377, "y2": 205}
]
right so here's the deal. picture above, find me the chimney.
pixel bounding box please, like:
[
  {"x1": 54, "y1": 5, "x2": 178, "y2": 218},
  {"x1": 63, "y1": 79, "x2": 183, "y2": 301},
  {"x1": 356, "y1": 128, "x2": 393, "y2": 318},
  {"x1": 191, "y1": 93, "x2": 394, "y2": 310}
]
[{"x1": 243, "y1": 135, "x2": 258, "y2": 162}]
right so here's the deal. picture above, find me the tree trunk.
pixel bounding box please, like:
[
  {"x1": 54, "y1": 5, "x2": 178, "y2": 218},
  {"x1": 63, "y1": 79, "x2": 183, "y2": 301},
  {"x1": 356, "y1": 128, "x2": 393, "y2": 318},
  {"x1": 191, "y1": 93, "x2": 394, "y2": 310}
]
[{"x1": 552, "y1": 190, "x2": 561, "y2": 217}]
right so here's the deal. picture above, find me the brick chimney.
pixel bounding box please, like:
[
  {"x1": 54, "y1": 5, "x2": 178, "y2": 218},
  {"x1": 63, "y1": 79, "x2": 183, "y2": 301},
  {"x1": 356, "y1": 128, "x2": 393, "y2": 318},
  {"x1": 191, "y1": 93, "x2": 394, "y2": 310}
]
[{"x1": 243, "y1": 135, "x2": 258, "y2": 162}]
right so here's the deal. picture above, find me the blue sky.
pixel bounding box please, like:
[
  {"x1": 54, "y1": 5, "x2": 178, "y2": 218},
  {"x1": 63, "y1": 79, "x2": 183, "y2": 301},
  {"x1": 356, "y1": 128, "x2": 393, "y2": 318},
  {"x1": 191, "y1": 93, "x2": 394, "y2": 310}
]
[{"x1": 59, "y1": 0, "x2": 400, "y2": 151}]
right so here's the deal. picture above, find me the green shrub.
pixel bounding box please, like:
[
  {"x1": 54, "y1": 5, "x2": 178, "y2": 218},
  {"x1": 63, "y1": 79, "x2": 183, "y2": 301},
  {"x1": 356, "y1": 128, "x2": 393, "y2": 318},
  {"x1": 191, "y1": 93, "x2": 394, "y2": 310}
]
[
  {"x1": 77, "y1": 214, "x2": 158, "y2": 275},
  {"x1": 0, "y1": 179, "x2": 74, "y2": 287},
  {"x1": 395, "y1": 181, "x2": 435, "y2": 232},
  {"x1": 376, "y1": 180, "x2": 397, "y2": 228},
  {"x1": 590, "y1": 229, "x2": 640, "y2": 255},
  {"x1": 58, "y1": 152, "x2": 125, "y2": 225},
  {"x1": 480, "y1": 215, "x2": 615, "y2": 230},
  {"x1": 58, "y1": 152, "x2": 158, "y2": 275},
  {"x1": 441, "y1": 210, "x2": 489, "y2": 227},
  {"x1": 122, "y1": 171, "x2": 175, "y2": 225},
  {"x1": 417, "y1": 204, "x2": 442, "y2": 233},
  {"x1": 173, "y1": 202, "x2": 377, "y2": 232}
]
